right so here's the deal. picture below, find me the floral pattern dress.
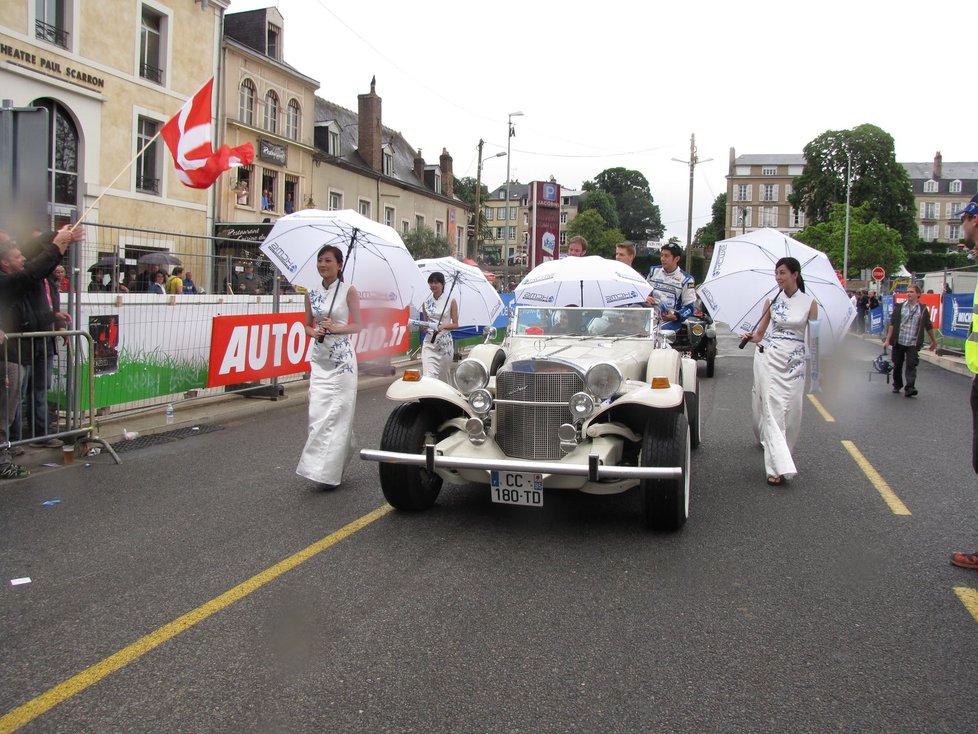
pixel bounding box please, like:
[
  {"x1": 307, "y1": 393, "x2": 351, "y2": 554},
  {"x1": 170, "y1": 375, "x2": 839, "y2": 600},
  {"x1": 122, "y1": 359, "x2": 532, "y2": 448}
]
[
  {"x1": 296, "y1": 279, "x2": 357, "y2": 485},
  {"x1": 421, "y1": 291, "x2": 455, "y2": 383},
  {"x1": 751, "y1": 288, "x2": 815, "y2": 479}
]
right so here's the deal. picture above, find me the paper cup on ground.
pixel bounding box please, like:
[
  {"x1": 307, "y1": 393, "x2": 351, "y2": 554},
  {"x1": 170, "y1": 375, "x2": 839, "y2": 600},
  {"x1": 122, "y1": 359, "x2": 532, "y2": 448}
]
[{"x1": 62, "y1": 444, "x2": 74, "y2": 465}]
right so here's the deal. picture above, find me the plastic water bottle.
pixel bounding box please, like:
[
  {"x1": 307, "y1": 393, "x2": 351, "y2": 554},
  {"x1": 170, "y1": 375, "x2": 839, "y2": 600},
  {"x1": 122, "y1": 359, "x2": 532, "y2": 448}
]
[{"x1": 165, "y1": 404, "x2": 174, "y2": 425}]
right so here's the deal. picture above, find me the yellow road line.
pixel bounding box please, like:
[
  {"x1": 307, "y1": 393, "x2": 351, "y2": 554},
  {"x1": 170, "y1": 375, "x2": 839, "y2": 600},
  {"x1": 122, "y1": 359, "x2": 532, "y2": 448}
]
[
  {"x1": 807, "y1": 394, "x2": 835, "y2": 422},
  {"x1": 0, "y1": 504, "x2": 393, "y2": 734},
  {"x1": 841, "y1": 440, "x2": 911, "y2": 516},
  {"x1": 954, "y1": 587, "x2": 978, "y2": 623}
]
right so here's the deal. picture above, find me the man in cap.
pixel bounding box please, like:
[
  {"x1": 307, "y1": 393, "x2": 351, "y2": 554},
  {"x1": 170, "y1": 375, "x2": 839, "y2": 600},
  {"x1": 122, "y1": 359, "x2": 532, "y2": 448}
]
[{"x1": 950, "y1": 194, "x2": 978, "y2": 568}]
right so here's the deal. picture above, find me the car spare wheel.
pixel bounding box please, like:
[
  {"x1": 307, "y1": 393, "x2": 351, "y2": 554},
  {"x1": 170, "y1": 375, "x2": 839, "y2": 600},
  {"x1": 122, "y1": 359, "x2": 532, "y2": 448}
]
[
  {"x1": 379, "y1": 402, "x2": 444, "y2": 511},
  {"x1": 641, "y1": 412, "x2": 690, "y2": 532}
]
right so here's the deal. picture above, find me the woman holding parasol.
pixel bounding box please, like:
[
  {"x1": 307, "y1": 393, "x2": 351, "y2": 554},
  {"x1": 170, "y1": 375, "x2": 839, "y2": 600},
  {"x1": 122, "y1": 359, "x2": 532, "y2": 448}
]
[
  {"x1": 740, "y1": 257, "x2": 819, "y2": 486},
  {"x1": 419, "y1": 271, "x2": 458, "y2": 383},
  {"x1": 296, "y1": 245, "x2": 361, "y2": 490}
]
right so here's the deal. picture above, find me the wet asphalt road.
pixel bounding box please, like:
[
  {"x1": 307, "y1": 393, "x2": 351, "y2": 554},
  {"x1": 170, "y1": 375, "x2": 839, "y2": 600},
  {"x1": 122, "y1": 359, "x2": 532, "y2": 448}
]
[{"x1": 2, "y1": 332, "x2": 977, "y2": 733}]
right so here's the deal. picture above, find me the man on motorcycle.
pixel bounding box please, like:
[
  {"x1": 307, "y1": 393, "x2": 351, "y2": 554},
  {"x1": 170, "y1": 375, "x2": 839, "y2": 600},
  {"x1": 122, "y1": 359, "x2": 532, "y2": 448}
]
[{"x1": 646, "y1": 243, "x2": 695, "y2": 332}]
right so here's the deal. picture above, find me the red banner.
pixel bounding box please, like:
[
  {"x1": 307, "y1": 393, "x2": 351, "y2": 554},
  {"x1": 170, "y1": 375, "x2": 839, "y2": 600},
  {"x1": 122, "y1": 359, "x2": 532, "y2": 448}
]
[
  {"x1": 893, "y1": 293, "x2": 942, "y2": 328},
  {"x1": 529, "y1": 181, "x2": 560, "y2": 269},
  {"x1": 207, "y1": 308, "x2": 410, "y2": 387}
]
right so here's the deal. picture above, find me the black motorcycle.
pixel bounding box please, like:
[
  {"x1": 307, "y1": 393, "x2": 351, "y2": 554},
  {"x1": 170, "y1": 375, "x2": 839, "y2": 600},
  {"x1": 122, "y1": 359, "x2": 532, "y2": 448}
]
[{"x1": 670, "y1": 310, "x2": 717, "y2": 377}]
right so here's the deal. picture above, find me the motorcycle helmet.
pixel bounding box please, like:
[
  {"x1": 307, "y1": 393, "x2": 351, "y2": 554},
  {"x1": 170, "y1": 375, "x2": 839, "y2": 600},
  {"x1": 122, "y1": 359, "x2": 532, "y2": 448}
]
[{"x1": 873, "y1": 353, "x2": 893, "y2": 375}]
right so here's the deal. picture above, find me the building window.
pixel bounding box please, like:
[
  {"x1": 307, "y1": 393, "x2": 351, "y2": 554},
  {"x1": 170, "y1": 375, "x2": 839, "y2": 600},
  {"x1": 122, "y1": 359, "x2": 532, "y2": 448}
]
[
  {"x1": 735, "y1": 184, "x2": 751, "y2": 202},
  {"x1": 485, "y1": 208, "x2": 493, "y2": 222},
  {"x1": 35, "y1": 0, "x2": 70, "y2": 49},
  {"x1": 920, "y1": 224, "x2": 938, "y2": 240},
  {"x1": 761, "y1": 184, "x2": 775, "y2": 202},
  {"x1": 385, "y1": 206, "x2": 395, "y2": 228},
  {"x1": 948, "y1": 202, "x2": 964, "y2": 218},
  {"x1": 498, "y1": 191, "x2": 505, "y2": 200},
  {"x1": 383, "y1": 149, "x2": 394, "y2": 176},
  {"x1": 34, "y1": 99, "x2": 78, "y2": 218},
  {"x1": 235, "y1": 166, "x2": 252, "y2": 206},
  {"x1": 791, "y1": 208, "x2": 805, "y2": 228},
  {"x1": 560, "y1": 211, "x2": 568, "y2": 224},
  {"x1": 948, "y1": 224, "x2": 961, "y2": 241},
  {"x1": 329, "y1": 191, "x2": 342, "y2": 211},
  {"x1": 760, "y1": 207, "x2": 778, "y2": 227},
  {"x1": 327, "y1": 128, "x2": 339, "y2": 156},
  {"x1": 784, "y1": 183, "x2": 792, "y2": 198},
  {"x1": 560, "y1": 232, "x2": 567, "y2": 246},
  {"x1": 509, "y1": 206, "x2": 517, "y2": 220},
  {"x1": 456, "y1": 226, "x2": 464, "y2": 249},
  {"x1": 924, "y1": 179, "x2": 938, "y2": 193},
  {"x1": 522, "y1": 231, "x2": 529, "y2": 245},
  {"x1": 239, "y1": 80, "x2": 255, "y2": 126},
  {"x1": 950, "y1": 180, "x2": 962, "y2": 194},
  {"x1": 261, "y1": 172, "x2": 277, "y2": 211},
  {"x1": 923, "y1": 202, "x2": 938, "y2": 219},
  {"x1": 735, "y1": 207, "x2": 753, "y2": 229},
  {"x1": 495, "y1": 227, "x2": 504, "y2": 240},
  {"x1": 285, "y1": 99, "x2": 300, "y2": 141},
  {"x1": 435, "y1": 220, "x2": 443, "y2": 238},
  {"x1": 762, "y1": 167, "x2": 777, "y2": 176},
  {"x1": 135, "y1": 116, "x2": 161, "y2": 194},
  {"x1": 264, "y1": 91, "x2": 278, "y2": 133},
  {"x1": 139, "y1": 6, "x2": 165, "y2": 84},
  {"x1": 401, "y1": 220, "x2": 410, "y2": 235},
  {"x1": 267, "y1": 24, "x2": 280, "y2": 60},
  {"x1": 359, "y1": 199, "x2": 371, "y2": 218},
  {"x1": 434, "y1": 170, "x2": 442, "y2": 193},
  {"x1": 284, "y1": 175, "x2": 298, "y2": 214},
  {"x1": 416, "y1": 215, "x2": 425, "y2": 230}
]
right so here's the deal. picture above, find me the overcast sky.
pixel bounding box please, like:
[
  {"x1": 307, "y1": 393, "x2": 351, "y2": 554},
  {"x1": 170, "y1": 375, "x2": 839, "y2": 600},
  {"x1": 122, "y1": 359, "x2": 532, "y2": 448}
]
[{"x1": 226, "y1": 0, "x2": 970, "y2": 244}]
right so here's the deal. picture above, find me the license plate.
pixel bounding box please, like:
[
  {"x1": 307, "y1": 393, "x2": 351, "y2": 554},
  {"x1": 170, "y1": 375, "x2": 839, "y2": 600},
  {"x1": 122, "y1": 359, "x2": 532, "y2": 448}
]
[{"x1": 490, "y1": 471, "x2": 544, "y2": 507}]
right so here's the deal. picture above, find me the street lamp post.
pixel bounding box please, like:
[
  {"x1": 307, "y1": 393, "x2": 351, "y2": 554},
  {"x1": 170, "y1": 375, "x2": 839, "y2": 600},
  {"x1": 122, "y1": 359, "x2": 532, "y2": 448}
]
[
  {"x1": 471, "y1": 139, "x2": 505, "y2": 261},
  {"x1": 843, "y1": 148, "x2": 852, "y2": 286},
  {"x1": 502, "y1": 111, "x2": 523, "y2": 288},
  {"x1": 672, "y1": 133, "x2": 712, "y2": 251}
]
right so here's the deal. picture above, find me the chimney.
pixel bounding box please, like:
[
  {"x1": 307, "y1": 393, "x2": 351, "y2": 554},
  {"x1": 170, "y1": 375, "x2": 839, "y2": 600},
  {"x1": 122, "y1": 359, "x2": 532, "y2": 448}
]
[
  {"x1": 439, "y1": 148, "x2": 453, "y2": 198},
  {"x1": 934, "y1": 151, "x2": 943, "y2": 179},
  {"x1": 357, "y1": 76, "x2": 382, "y2": 171},
  {"x1": 413, "y1": 149, "x2": 425, "y2": 183},
  {"x1": 729, "y1": 146, "x2": 736, "y2": 174}
]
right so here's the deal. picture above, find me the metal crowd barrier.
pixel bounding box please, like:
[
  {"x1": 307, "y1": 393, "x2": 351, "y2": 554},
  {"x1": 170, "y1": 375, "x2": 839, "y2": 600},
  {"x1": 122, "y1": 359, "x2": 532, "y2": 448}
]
[{"x1": 2, "y1": 329, "x2": 120, "y2": 464}]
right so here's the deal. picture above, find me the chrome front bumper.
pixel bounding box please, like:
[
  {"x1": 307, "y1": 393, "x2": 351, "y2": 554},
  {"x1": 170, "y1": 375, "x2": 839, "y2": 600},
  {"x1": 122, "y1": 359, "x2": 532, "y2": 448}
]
[{"x1": 359, "y1": 445, "x2": 682, "y2": 481}]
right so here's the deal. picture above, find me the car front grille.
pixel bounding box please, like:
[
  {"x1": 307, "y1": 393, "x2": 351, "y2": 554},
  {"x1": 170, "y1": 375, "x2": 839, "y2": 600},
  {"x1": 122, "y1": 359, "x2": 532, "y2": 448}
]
[{"x1": 495, "y1": 369, "x2": 584, "y2": 459}]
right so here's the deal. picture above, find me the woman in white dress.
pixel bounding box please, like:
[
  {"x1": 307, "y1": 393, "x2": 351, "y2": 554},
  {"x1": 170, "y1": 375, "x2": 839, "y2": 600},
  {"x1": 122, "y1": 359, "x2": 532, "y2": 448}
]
[
  {"x1": 296, "y1": 245, "x2": 361, "y2": 489},
  {"x1": 420, "y1": 271, "x2": 458, "y2": 383},
  {"x1": 741, "y1": 257, "x2": 818, "y2": 486}
]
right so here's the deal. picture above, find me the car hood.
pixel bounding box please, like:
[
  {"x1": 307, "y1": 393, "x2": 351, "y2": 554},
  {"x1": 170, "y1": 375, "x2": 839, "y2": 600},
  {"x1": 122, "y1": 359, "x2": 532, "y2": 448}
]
[{"x1": 504, "y1": 337, "x2": 651, "y2": 380}]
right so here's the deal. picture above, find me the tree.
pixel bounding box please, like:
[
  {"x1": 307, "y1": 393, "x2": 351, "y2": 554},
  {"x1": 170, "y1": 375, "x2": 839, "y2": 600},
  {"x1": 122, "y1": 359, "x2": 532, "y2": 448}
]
[
  {"x1": 402, "y1": 225, "x2": 452, "y2": 260},
  {"x1": 789, "y1": 124, "x2": 917, "y2": 248},
  {"x1": 579, "y1": 190, "x2": 619, "y2": 230},
  {"x1": 453, "y1": 176, "x2": 491, "y2": 253},
  {"x1": 565, "y1": 209, "x2": 626, "y2": 258},
  {"x1": 693, "y1": 193, "x2": 727, "y2": 248},
  {"x1": 794, "y1": 202, "x2": 905, "y2": 277},
  {"x1": 585, "y1": 167, "x2": 665, "y2": 242}
]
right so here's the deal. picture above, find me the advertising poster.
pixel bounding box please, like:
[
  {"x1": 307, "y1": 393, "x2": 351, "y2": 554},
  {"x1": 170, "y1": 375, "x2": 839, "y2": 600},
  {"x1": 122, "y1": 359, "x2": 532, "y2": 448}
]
[
  {"x1": 530, "y1": 181, "x2": 560, "y2": 269},
  {"x1": 89, "y1": 314, "x2": 119, "y2": 375}
]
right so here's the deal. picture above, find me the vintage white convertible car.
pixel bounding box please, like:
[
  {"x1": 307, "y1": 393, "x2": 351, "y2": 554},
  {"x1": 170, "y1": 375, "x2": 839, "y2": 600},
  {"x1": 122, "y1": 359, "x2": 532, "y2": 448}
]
[{"x1": 360, "y1": 306, "x2": 700, "y2": 531}]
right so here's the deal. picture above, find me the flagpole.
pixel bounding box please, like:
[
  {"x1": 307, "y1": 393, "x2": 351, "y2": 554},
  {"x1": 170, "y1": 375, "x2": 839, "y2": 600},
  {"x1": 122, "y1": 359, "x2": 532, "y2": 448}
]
[{"x1": 70, "y1": 130, "x2": 163, "y2": 231}]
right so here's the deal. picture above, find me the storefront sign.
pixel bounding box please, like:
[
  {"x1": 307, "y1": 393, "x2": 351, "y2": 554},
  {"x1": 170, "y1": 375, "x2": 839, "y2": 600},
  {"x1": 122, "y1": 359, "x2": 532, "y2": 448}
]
[
  {"x1": 529, "y1": 181, "x2": 560, "y2": 269},
  {"x1": 0, "y1": 42, "x2": 106, "y2": 89},
  {"x1": 259, "y1": 138, "x2": 287, "y2": 166}
]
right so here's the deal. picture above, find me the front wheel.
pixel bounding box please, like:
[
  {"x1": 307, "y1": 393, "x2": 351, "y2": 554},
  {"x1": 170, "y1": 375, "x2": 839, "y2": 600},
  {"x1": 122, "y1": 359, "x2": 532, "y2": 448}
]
[
  {"x1": 684, "y1": 390, "x2": 700, "y2": 449},
  {"x1": 705, "y1": 339, "x2": 717, "y2": 378},
  {"x1": 378, "y1": 402, "x2": 444, "y2": 511},
  {"x1": 641, "y1": 412, "x2": 690, "y2": 532}
]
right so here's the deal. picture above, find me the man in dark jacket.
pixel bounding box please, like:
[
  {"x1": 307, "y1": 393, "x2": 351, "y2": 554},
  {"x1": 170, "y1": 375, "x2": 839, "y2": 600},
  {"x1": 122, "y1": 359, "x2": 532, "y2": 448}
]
[
  {"x1": 0, "y1": 226, "x2": 78, "y2": 454},
  {"x1": 882, "y1": 285, "x2": 938, "y2": 398}
]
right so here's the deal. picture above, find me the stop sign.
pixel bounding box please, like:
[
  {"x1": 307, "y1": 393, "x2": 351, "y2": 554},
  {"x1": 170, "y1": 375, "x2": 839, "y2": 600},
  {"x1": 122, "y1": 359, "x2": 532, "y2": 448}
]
[{"x1": 872, "y1": 267, "x2": 885, "y2": 282}]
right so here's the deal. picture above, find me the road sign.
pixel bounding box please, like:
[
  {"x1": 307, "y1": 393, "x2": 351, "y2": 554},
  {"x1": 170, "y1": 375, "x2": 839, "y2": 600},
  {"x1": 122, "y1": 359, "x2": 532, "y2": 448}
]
[{"x1": 872, "y1": 267, "x2": 885, "y2": 282}]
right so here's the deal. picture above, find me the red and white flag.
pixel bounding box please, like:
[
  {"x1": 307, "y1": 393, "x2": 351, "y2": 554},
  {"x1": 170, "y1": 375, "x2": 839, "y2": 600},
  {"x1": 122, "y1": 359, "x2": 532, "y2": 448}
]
[{"x1": 161, "y1": 78, "x2": 254, "y2": 189}]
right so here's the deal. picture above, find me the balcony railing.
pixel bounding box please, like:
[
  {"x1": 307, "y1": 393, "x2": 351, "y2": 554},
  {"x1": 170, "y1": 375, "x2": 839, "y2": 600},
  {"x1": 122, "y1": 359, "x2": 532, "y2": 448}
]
[
  {"x1": 140, "y1": 62, "x2": 164, "y2": 84},
  {"x1": 136, "y1": 176, "x2": 160, "y2": 194},
  {"x1": 35, "y1": 20, "x2": 69, "y2": 49}
]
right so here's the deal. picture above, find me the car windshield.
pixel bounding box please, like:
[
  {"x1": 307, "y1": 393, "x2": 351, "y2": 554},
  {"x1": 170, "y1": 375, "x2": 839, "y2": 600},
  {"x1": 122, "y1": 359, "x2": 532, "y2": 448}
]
[{"x1": 514, "y1": 307, "x2": 652, "y2": 337}]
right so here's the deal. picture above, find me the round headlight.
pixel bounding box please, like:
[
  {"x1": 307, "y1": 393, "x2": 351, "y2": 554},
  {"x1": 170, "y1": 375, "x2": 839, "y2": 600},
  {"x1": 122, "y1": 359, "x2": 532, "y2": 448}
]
[
  {"x1": 585, "y1": 363, "x2": 622, "y2": 400},
  {"x1": 468, "y1": 388, "x2": 492, "y2": 414},
  {"x1": 691, "y1": 323, "x2": 705, "y2": 336},
  {"x1": 569, "y1": 391, "x2": 595, "y2": 419},
  {"x1": 454, "y1": 359, "x2": 488, "y2": 395}
]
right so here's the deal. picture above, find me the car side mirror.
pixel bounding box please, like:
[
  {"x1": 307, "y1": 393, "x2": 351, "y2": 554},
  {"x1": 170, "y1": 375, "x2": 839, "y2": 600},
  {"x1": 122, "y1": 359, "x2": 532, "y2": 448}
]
[{"x1": 483, "y1": 326, "x2": 497, "y2": 343}]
